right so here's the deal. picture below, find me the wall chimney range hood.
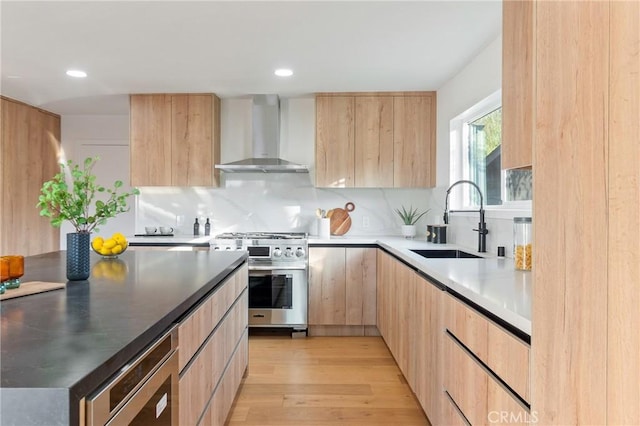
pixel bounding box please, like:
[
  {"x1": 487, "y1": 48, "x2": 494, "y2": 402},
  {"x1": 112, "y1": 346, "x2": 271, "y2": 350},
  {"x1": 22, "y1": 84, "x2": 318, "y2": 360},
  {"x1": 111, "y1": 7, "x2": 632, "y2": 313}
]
[{"x1": 215, "y1": 95, "x2": 309, "y2": 173}]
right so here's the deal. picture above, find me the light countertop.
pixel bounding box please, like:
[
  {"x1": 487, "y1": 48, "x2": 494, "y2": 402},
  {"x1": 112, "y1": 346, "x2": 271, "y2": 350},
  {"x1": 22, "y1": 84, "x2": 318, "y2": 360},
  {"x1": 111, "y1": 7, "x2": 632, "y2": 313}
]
[{"x1": 310, "y1": 235, "x2": 532, "y2": 337}]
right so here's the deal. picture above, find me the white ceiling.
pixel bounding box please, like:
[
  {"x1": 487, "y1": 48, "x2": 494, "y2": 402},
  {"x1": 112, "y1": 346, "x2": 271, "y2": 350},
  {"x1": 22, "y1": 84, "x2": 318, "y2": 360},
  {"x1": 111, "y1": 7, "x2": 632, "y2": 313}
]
[{"x1": 1, "y1": 1, "x2": 501, "y2": 115}]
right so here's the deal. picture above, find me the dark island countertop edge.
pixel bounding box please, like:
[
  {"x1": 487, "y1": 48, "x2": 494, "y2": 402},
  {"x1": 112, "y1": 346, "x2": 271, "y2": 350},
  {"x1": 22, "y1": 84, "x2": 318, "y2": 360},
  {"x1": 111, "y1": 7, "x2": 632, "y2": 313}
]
[{"x1": 69, "y1": 253, "x2": 248, "y2": 400}]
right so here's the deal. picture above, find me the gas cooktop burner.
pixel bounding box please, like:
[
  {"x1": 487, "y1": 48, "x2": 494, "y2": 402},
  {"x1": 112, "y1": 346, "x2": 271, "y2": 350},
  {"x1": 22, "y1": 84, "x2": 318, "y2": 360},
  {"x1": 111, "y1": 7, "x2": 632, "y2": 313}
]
[{"x1": 214, "y1": 232, "x2": 307, "y2": 240}]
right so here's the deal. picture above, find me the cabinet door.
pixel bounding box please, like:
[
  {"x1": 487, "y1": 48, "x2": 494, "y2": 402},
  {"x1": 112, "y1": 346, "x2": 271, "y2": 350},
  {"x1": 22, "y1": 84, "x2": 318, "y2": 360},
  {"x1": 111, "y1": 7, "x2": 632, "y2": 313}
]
[
  {"x1": 376, "y1": 249, "x2": 393, "y2": 338},
  {"x1": 393, "y1": 94, "x2": 436, "y2": 188},
  {"x1": 502, "y1": 0, "x2": 534, "y2": 169},
  {"x1": 308, "y1": 247, "x2": 346, "y2": 325},
  {"x1": 533, "y1": 1, "x2": 609, "y2": 423},
  {"x1": 1, "y1": 98, "x2": 60, "y2": 255},
  {"x1": 354, "y1": 96, "x2": 393, "y2": 187},
  {"x1": 171, "y1": 94, "x2": 214, "y2": 186},
  {"x1": 413, "y1": 274, "x2": 442, "y2": 424},
  {"x1": 130, "y1": 94, "x2": 172, "y2": 186},
  {"x1": 315, "y1": 96, "x2": 355, "y2": 187},
  {"x1": 608, "y1": 1, "x2": 640, "y2": 423},
  {"x1": 345, "y1": 247, "x2": 377, "y2": 325}
]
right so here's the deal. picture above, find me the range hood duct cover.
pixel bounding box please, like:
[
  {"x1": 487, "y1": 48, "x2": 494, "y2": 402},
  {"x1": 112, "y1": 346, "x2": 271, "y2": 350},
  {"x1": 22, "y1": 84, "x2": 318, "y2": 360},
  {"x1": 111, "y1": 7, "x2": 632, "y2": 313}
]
[{"x1": 215, "y1": 95, "x2": 309, "y2": 173}]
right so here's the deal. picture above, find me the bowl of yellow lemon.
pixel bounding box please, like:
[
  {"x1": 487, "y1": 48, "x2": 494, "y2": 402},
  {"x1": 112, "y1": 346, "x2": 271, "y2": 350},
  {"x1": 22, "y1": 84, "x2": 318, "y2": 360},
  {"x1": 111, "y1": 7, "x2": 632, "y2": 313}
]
[{"x1": 92, "y1": 232, "x2": 129, "y2": 258}]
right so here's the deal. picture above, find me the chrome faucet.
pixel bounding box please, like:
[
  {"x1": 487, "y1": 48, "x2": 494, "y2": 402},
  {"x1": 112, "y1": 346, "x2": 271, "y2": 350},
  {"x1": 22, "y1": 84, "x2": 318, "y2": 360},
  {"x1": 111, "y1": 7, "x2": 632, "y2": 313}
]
[{"x1": 443, "y1": 180, "x2": 488, "y2": 253}]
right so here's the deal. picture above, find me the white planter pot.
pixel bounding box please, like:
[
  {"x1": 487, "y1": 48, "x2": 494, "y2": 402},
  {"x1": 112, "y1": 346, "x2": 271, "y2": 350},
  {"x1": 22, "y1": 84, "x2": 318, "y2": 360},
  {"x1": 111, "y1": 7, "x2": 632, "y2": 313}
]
[{"x1": 401, "y1": 225, "x2": 417, "y2": 239}]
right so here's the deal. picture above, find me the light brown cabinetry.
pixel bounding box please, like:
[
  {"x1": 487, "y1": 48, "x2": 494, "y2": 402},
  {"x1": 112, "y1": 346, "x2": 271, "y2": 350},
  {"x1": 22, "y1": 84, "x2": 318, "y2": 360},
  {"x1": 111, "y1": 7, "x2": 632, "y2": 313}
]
[
  {"x1": 315, "y1": 92, "x2": 436, "y2": 188},
  {"x1": 354, "y1": 96, "x2": 394, "y2": 187},
  {"x1": 130, "y1": 94, "x2": 220, "y2": 187},
  {"x1": 392, "y1": 95, "x2": 436, "y2": 187},
  {"x1": 315, "y1": 96, "x2": 355, "y2": 187},
  {"x1": 308, "y1": 246, "x2": 376, "y2": 335},
  {"x1": 376, "y1": 250, "x2": 442, "y2": 424},
  {"x1": 1, "y1": 97, "x2": 60, "y2": 255},
  {"x1": 501, "y1": 0, "x2": 534, "y2": 169},
  {"x1": 442, "y1": 292, "x2": 530, "y2": 425},
  {"x1": 532, "y1": 1, "x2": 640, "y2": 424},
  {"x1": 178, "y1": 263, "x2": 248, "y2": 426}
]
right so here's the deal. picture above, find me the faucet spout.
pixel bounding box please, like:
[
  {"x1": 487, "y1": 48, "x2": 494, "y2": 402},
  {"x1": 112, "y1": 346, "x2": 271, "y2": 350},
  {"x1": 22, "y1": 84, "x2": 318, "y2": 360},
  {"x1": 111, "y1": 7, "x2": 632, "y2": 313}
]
[{"x1": 443, "y1": 180, "x2": 489, "y2": 253}]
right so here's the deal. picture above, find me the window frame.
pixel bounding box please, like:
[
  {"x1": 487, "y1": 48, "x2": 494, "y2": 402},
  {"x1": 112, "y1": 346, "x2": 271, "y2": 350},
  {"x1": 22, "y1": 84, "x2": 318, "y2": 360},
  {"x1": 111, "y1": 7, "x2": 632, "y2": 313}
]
[{"x1": 449, "y1": 89, "x2": 532, "y2": 219}]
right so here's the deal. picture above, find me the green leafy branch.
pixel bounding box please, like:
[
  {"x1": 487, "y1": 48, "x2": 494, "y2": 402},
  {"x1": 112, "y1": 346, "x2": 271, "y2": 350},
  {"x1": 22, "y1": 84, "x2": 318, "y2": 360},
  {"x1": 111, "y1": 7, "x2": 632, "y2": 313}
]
[
  {"x1": 395, "y1": 205, "x2": 430, "y2": 225},
  {"x1": 37, "y1": 157, "x2": 140, "y2": 233}
]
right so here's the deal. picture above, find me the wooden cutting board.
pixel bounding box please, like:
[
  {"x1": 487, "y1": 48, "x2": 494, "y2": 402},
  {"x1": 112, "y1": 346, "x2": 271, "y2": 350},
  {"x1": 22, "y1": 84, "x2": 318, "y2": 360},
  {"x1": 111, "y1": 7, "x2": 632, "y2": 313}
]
[
  {"x1": 0, "y1": 281, "x2": 66, "y2": 301},
  {"x1": 327, "y1": 202, "x2": 355, "y2": 236}
]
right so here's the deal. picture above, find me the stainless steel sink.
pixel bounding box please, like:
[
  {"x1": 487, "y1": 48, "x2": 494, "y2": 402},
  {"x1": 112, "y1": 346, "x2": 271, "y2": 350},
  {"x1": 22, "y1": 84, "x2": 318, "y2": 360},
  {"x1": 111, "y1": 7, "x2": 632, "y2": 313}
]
[{"x1": 410, "y1": 249, "x2": 482, "y2": 259}]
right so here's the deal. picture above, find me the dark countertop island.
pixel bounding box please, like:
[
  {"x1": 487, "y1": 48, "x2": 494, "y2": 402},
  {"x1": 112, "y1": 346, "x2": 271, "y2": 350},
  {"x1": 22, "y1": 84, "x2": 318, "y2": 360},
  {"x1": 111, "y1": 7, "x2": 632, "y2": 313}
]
[{"x1": 0, "y1": 250, "x2": 248, "y2": 426}]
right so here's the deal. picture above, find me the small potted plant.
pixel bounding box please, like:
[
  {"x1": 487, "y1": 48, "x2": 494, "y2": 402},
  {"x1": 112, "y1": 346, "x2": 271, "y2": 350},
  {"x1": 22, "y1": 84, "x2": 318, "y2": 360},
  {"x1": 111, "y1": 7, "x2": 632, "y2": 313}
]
[
  {"x1": 37, "y1": 157, "x2": 139, "y2": 280},
  {"x1": 395, "y1": 205, "x2": 429, "y2": 239}
]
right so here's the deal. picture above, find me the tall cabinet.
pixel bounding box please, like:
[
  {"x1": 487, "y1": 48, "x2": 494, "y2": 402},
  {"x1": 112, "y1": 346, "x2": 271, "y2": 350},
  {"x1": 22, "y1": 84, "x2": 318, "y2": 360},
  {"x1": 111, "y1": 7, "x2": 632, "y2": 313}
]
[
  {"x1": 1, "y1": 97, "x2": 60, "y2": 255},
  {"x1": 532, "y1": 1, "x2": 639, "y2": 424},
  {"x1": 130, "y1": 94, "x2": 221, "y2": 187}
]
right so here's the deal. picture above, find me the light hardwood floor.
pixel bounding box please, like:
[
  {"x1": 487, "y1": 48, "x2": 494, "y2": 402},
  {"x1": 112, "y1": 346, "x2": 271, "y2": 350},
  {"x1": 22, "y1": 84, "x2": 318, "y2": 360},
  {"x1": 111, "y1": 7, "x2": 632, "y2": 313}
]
[{"x1": 226, "y1": 335, "x2": 430, "y2": 425}]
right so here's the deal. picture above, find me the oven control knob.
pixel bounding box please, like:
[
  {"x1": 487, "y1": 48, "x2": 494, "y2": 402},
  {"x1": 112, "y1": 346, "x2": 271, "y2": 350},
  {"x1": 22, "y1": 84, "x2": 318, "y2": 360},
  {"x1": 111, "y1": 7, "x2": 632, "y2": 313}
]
[
  {"x1": 225, "y1": 247, "x2": 232, "y2": 250},
  {"x1": 273, "y1": 248, "x2": 282, "y2": 257},
  {"x1": 284, "y1": 247, "x2": 294, "y2": 257},
  {"x1": 213, "y1": 246, "x2": 220, "y2": 250},
  {"x1": 295, "y1": 247, "x2": 305, "y2": 258}
]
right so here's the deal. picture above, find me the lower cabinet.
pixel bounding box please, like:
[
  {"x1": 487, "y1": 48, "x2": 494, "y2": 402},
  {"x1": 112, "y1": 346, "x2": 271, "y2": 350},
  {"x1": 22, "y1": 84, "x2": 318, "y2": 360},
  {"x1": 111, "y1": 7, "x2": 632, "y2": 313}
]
[
  {"x1": 441, "y1": 292, "x2": 531, "y2": 425},
  {"x1": 177, "y1": 264, "x2": 248, "y2": 426},
  {"x1": 308, "y1": 246, "x2": 376, "y2": 335},
  {"x1": 376, "y1": 249, "x2": 442, "y2": 424}
]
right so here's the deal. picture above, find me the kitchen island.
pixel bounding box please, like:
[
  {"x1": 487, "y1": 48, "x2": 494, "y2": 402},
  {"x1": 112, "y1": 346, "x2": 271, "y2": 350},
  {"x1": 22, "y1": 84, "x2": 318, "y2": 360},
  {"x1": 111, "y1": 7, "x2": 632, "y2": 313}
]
[{"x1": 0, "y1": 250, "x2": 248, "y2": 426}]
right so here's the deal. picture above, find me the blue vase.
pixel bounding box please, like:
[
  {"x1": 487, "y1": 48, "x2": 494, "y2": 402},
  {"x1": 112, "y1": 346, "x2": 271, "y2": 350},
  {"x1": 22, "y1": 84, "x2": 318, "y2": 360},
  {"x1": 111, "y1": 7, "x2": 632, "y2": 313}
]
[{"x1": 67, "y1": 232, "x2": 90, "y2": 281}]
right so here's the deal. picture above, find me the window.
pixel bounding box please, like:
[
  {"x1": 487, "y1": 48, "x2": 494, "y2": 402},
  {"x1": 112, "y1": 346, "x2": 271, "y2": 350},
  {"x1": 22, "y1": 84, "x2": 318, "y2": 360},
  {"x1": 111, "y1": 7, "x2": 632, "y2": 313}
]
[{"x1": 450, "y1": 90, "x2": 532, "y2": 210}]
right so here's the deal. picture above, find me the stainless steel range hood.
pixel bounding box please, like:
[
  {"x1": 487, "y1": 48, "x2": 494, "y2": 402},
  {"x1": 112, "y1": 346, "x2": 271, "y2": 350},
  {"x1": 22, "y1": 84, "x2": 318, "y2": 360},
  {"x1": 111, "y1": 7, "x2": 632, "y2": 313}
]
[{"x1": 215, "y1": 95, "x2": 309, "y2": 173}]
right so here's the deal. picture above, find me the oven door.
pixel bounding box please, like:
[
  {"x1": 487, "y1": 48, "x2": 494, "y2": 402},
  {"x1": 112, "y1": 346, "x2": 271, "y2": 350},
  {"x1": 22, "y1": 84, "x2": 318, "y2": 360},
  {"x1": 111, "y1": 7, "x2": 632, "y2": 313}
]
[{"x1": 248, "y1": 267, "x2": 308, "y2": 328}]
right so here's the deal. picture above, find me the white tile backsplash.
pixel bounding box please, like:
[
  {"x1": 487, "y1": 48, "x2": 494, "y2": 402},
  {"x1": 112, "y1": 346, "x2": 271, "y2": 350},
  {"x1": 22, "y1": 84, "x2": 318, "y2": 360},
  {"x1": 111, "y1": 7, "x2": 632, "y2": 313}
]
[
  {"x1": 136, "y1": 174, "x2": 440, "y2": 238},
  {"x1": 136, "y1": 178, "x2": 525, "y2": 256}
]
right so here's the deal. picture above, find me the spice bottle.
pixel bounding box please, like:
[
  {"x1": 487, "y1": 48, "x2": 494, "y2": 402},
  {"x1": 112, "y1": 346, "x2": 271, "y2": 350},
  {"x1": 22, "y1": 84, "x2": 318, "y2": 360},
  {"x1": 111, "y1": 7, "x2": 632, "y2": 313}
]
[
  {"x1": 204, "y1": 218, "x2": 211, "y2": 236},
  {"x1": 513, "y1": 217, "x2": 532, "y2": 270},
  {"x1": 193, "y1": 218, "x2": 200, "y2": 236}
]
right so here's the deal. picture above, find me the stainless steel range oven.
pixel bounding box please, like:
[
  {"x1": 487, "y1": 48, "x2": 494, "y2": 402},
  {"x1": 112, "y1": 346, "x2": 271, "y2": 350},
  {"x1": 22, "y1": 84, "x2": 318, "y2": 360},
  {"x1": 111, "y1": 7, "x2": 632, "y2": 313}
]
[{"x1": 211, "y1": 232, "x2": 308, "y2": 331}]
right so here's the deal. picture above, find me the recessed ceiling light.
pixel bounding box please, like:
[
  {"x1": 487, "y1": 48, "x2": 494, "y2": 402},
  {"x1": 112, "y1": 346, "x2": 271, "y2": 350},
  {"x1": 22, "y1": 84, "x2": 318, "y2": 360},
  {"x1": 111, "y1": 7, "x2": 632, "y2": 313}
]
[
  {"x1": 66, "y1": 69, "x2": 87, "y2": 78},
  {"x1": 274, "y1": 68, "x2": 293, "y2": 77}
]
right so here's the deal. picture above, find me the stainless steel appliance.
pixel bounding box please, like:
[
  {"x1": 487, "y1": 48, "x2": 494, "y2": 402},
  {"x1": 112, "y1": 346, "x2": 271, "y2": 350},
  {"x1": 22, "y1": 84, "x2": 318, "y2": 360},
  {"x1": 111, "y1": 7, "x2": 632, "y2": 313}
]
[
  {"x1": 211, "y1": 232, "x2": 308, "y2": 331},
  {"x1": 87, "y1": 327, "x2": 178, "y2": 426}
]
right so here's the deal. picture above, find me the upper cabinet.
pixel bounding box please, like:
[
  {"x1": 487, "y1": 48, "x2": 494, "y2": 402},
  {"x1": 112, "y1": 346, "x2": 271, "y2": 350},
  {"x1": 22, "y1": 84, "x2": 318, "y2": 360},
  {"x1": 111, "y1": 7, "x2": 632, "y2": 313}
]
[
  {"x1": 315, "y1": 96, "x2": 355, "y2": 187},
  {"x1": 501, "y1": 0, "x2": 534, "y2": 170},
  {"x1": 1, "y1": 97, "x2": 61, "y2": 256},
  {"x1": 130, "y1": 94, "x2": 221, "y2": 186},
  {"x1": 315, "y1": 92, "x2": 436, "y2": 188},
  {"x1": 392, "y1": 95, "x2": 436, "y2": 187}
]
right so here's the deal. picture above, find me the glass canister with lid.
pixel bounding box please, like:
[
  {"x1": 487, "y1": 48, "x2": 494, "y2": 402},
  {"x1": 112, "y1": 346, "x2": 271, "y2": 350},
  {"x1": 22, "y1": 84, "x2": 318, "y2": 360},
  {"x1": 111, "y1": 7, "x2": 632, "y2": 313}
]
[{"x1": 513, "y1": 217, "x2": 532, "y2": 270}]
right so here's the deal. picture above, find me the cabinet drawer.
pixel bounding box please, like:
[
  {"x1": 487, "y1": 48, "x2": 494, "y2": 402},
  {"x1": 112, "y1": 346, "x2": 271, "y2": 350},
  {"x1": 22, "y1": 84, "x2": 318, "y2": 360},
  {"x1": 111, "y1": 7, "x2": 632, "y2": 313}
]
[
  {"x1": 178, "y1": 265, "x2": 248, "y2": 371},
  {"x1": 443, "y1": 335, "x2": 529, "y2": 425},
  {"x1": 442, "y1": 392, "x2": 471, "y2": 426},
  {"x1": 444, "y1": 294, "x2": 530, "y2": 402},
  {"x1": 200, "y1": 332, "x2": 249, "y2": 426},
  {"x1": 179, "y1": 291, "x2": 248, "y2": 426}
]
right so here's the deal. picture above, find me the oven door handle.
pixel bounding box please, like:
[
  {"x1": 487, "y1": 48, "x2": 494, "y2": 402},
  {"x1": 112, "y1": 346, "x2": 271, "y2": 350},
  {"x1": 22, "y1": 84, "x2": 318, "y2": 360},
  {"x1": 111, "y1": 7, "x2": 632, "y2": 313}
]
[{"x1": 249, "y1": 265, "x2": 308, "y2": 271}]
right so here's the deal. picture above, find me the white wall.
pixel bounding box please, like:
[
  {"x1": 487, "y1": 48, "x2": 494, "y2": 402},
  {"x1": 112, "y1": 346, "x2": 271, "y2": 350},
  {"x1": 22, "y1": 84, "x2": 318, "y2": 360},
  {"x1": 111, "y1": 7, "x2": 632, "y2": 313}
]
[
  {"x1": 59, "y1": 114, "x2": 134, "y2": 248},
  {"x1": 433, "y1": 34, "x2": 527, "y2": 256}
]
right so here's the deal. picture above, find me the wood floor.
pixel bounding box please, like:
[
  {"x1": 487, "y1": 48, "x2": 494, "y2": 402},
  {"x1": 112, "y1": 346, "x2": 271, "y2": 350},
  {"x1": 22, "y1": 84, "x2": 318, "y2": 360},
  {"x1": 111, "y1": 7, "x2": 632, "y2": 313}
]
[{"x1": 226, "y1": 335, "x2": 430, "y2": 425}]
